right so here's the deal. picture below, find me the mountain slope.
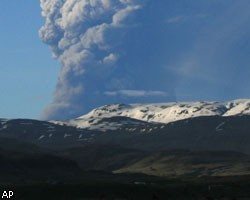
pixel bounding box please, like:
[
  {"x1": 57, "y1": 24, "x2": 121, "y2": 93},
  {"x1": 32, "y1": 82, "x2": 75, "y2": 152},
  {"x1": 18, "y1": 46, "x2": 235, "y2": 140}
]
[
  {"x1": 56, "y1": 144, "x2": 250, "y2": 177},
  {"x1": 2, "y1": 115, "x2": 250, "y2": 153},
  {"x1": 114, "y1": 149, "x2": 250, "y2": 177},
  {"x1": 0, "y1": 137, "x2": 81, "y2": 184},
  {"x1": 65, "y1": 99, "x2": 250, "y2": 129}
]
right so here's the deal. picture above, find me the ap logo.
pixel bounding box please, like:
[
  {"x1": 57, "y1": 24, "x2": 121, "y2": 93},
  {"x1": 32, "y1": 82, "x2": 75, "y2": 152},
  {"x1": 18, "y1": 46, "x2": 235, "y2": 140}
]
[{"x1": 1, "y1": 191, "x2": 14, "y2": 199}]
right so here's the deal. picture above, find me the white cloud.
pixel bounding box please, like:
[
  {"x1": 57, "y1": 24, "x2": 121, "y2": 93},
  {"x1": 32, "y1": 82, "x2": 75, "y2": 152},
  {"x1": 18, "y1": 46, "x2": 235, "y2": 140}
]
[
  {"x1": 104, "y1": 90, "x2": 168, "y2": 97},
  {"x1": 166, "y1": 15, "x2": 187, "y2": 24},
  {"x1": 103, "y1": 53, "x2": 118, "y2": 65}
]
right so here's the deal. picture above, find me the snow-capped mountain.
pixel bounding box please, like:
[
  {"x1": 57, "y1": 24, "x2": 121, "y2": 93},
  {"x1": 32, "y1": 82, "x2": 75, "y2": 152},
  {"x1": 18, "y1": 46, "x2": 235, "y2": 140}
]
[
  {"x1": 2, "y1": 99, "x2": 250, "y2": 153},
  {"x1": 62, "y1": 99, "x2": 250, "y2": 130},
  {"x1": 2, "y1": 100, "x2": 250, "y2": 182}
]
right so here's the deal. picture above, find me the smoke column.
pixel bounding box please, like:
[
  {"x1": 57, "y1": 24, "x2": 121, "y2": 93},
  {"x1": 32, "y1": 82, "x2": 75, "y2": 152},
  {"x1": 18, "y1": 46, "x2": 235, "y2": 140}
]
[
  {"x1": 40, "y1": 0, "x2": 176, "y2": 120},
  {"x1": 40, "y1": 0, "x2": 250, "y2": 120}
]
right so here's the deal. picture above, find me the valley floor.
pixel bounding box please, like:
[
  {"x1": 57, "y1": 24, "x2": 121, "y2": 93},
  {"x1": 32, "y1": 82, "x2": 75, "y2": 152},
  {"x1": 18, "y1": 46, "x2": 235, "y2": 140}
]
[{"x1": 2, "y1": 175, "x2": 250, "y2": 200}]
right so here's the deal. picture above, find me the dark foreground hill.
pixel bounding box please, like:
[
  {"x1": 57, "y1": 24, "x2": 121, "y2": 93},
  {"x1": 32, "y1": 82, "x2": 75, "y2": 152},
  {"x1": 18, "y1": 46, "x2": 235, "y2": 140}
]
[
  {"x1": 1, "y1": 114, "x2": 250, "y2": 199},
  {"x1": 1, "y1": 115, "x2": 250, "y2": 153}
]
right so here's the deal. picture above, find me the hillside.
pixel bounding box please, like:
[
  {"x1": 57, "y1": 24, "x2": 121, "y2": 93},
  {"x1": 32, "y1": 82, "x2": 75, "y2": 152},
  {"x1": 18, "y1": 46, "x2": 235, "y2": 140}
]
[
  {"x1": 1, "y1": 99, "x2": 250, "y2": 183},
  {"x1": 64, "y1": 99, "x2": 250, "y2": 130}
]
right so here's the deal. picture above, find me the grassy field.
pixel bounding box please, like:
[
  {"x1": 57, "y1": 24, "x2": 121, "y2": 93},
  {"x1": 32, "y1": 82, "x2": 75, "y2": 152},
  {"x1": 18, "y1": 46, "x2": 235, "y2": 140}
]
[{"x1": 1, "y1": 175, "x2": 250, "y2": 200}]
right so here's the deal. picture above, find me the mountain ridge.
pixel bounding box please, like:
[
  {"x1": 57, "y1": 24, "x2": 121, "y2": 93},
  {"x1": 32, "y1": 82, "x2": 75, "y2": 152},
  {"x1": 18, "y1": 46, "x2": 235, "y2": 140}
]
[{"x1": 55, "y1": 99, "x2": 250, "y2": 130}]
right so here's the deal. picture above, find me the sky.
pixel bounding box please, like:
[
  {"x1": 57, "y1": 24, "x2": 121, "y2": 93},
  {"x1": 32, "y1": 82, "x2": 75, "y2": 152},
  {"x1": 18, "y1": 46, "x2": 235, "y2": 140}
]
[
  {"x1": 1, "y1": 0, "x2": 250, "y2": 120},
  {"x1": 0, "y1": 1, "x2": 59, "y2": 119}
]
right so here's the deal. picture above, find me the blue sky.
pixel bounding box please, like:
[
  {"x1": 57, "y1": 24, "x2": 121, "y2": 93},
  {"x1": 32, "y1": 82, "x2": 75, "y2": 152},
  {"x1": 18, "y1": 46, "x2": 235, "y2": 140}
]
[
  {"x1": 0, "y1": 1, "x2": 59, "y2": 119},
  {"x1": 1, "y1": 0, "x2": 250, "y2": 120}
]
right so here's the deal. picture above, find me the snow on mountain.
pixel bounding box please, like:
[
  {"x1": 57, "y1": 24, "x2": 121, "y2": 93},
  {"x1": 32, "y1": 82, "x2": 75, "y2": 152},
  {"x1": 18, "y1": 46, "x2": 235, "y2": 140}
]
[{"x1": 53, "y1": 99, "x2": 250, "y2": 130}]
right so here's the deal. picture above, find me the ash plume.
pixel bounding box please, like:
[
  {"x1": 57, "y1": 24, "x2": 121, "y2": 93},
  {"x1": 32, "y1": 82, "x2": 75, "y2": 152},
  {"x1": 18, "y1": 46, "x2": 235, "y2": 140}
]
[
  {"x1": 39, "y1": 0, "x2": 176, "y2": 120},
  {"x1": 40, "y1": 0, "x2": 250, "y2": 120}
]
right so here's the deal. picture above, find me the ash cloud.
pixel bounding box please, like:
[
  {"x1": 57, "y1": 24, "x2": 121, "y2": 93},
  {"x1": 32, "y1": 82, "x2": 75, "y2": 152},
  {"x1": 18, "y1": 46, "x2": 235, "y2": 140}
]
[
  {"x1": 40, "y1": 0, "x2": 250, "y2": 120},
  {"x1": 40, "y1": 0, "x2": 176, "y2": 120}
]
